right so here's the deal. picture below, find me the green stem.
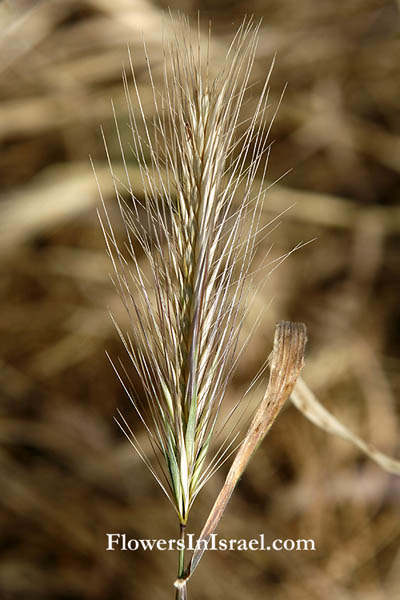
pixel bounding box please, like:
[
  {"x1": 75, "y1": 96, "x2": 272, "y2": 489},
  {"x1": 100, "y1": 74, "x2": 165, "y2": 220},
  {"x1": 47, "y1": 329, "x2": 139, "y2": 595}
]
[{"x1": 175, "y1": 523, "x2": 187, "y2": 600}]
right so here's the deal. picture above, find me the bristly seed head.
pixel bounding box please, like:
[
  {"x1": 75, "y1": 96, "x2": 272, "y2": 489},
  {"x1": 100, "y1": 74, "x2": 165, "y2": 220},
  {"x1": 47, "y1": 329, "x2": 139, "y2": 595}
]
[{"x1": 99, "y1": 14, "x2": 276, "y2": 524}]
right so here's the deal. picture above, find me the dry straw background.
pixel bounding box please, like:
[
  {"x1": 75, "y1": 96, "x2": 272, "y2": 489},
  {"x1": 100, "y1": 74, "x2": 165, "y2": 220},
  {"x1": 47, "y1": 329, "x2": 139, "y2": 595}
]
[{"x1": 0, "y1": 1, "x2": 399, "y2": 599}]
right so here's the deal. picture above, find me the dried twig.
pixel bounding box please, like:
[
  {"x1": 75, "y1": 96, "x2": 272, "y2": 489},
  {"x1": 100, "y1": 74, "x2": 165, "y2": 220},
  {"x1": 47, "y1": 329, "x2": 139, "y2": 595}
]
[
  {"x1": 292, "y1": 377, "x2": 400, "y2": 475},
  {"x1": 175, "y1": 320, "x2": 307, "y2": 588}
]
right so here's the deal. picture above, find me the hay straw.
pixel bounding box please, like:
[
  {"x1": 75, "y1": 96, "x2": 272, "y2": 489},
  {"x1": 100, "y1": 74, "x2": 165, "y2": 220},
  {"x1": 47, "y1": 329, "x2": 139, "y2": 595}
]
[{"x1": 292, "y1": 377, "x2": 400, "y2": 475}]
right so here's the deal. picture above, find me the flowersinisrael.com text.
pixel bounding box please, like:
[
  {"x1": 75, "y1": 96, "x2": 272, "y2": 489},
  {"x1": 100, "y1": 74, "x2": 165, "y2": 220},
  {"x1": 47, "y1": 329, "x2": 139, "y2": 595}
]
[{"x1": 106, "y1": 533, "x2": 316, "y2": 552}]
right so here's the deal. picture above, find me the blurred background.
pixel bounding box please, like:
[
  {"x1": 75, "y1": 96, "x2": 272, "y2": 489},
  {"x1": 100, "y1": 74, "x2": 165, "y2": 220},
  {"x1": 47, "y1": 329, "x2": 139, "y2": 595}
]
[{"x1": 0, "y1": 0, "x2": 399, "y2": 598}]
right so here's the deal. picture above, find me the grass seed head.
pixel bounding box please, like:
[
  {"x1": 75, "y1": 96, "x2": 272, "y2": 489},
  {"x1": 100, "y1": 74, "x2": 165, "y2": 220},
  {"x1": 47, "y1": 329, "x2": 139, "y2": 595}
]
[{"x1": 101, "y1": 15, "x2": 275, "y2": 525}]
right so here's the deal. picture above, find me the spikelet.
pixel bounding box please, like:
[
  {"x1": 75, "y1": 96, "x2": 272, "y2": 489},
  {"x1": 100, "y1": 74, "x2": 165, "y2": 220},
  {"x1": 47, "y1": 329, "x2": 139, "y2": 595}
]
[{"x1": 99, "y1": 15, "x2": 276, "y2": 525}]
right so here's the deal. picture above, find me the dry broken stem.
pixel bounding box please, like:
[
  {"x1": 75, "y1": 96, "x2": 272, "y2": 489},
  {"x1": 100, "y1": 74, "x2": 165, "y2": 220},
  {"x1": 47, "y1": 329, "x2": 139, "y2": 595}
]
[
  {"x1": 175, "y1": 320, "x2": 307, "y2": 590},
  {"x1": 292, "y1": 377, "x2": 400, "y2": 475}
]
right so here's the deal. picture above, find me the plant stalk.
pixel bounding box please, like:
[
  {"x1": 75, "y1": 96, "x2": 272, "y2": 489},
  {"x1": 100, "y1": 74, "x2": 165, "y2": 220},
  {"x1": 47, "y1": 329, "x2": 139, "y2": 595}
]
[{"x1": 175, "y1": 523, "x2": 187, "y2": 600}]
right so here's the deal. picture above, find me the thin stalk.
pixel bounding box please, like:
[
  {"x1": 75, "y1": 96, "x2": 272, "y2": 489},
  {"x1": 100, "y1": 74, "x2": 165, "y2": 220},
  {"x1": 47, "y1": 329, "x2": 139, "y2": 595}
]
[
  {"x1": 176, "y1": 524, "x2": 187, "y2": 600},
  {"x1": 177, "y1": 523, "x2": 186, "y2": 578}
]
